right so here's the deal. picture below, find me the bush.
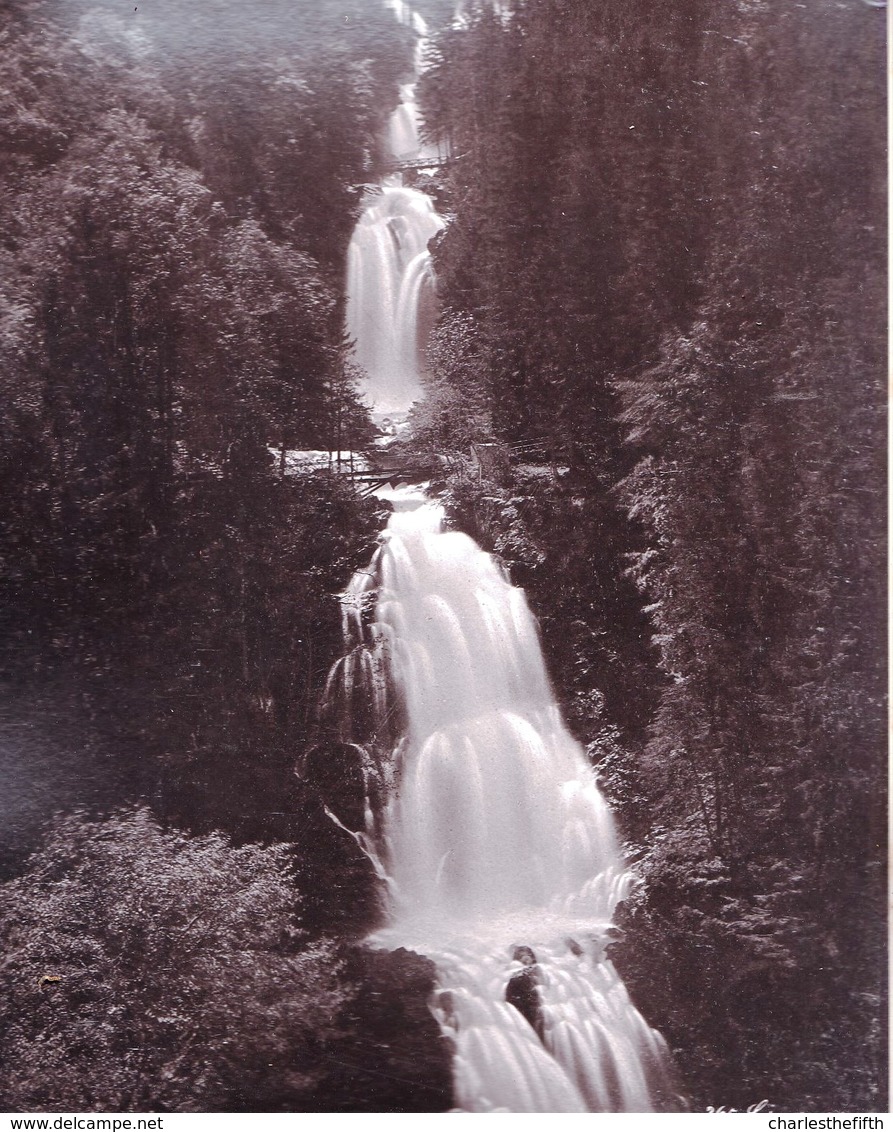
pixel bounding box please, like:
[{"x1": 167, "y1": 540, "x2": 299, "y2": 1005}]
[
  {"x1": 0, "y1": 809, "x2": 348, "y2": 1112},
  {"x1": 613, "y1": 842, "x2": 887, "y2": 1112}
]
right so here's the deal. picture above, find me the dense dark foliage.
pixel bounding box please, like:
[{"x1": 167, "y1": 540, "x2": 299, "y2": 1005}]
[
  {"x1": 0, "y1": 810, "x2": 348, "y2": 1111},
  {"x1": 416, "y1": 0, "x2": 885, "y2": 1111},
  {"x1": 1, "y1": 0, "x2": 885, "y2": 1114},
  {"x1": 0, "y1": 810, "x2": 453, "y2": 1112},
  {"x1": 0, "y1": 2, "x2": 451, "y2": 1111},
  {"x1": 0, "y1": 0, "x2": 398, "y2": 835}
]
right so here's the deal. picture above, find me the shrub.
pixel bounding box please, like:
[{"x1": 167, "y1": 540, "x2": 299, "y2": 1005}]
[{"x1": 0, "y1": 809, "x2": 347, "y2": 1112}]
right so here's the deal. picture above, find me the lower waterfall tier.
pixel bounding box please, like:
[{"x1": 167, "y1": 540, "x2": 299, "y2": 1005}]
[{"x1": 323, "y1": 488, "x2": 679, "y2": 1112}]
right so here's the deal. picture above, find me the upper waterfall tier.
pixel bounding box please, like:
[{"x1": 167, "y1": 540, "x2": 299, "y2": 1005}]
[
  {"x1": 346, "y1": 186, "x2": 444, "y2": 414},
  {"x1": 344, "y1": 0, "x2": 446, "y2": 415}
]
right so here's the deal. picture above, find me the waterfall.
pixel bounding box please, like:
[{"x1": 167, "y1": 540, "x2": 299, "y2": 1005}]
[
  {"x1": 345, "y1": 4, "x2": 446, "y2": 415},
  {"x1": 346, "y1": 188, "x2": 444, "y2": 414},
  {"x1": 329, "y1": 2, "x2": 679, "y2": 1112},
  {"x1": 323, "y1": 496, "x2": 679, "y2": 1113}
]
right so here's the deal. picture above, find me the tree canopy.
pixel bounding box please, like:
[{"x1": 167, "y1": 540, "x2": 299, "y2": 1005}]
[{"x1": 415, "y1": 0, "x2": 885, "y2": 1110}]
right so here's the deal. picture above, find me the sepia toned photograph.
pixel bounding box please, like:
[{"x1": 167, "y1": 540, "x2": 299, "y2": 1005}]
[{"x1": 0, "y1": 0, "x2": 885, "y2": 1115}]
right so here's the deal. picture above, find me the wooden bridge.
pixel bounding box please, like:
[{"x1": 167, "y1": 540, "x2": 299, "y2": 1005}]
[
  {"x1": 380, "y1": 156, "x2": 451, "y2": 175},
  {"x1": 339, "y1": 441, "x2": 552, "y2": 494},
  {"x1": 345, "y1": 453, "x2": 443, "y2": 495},
  {"x1": 320, "y1": 439, "x2": 553, "y2": 495}
]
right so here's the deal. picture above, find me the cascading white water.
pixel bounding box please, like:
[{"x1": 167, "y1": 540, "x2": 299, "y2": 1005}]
[
  {"x1": 331, "y1": 1, "x2": 678, "y2": 1112},
  {"x1": 332, "y1": 490, "x2": 677, "y2": 1112},
  {"x1": 345, "y1": 3, "x2": 446, "y2": 414},
  {"x1": 346, "y1": 188, "x2": 444, "y2": 413}
]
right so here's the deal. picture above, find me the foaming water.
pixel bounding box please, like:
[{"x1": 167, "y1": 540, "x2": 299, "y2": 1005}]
[{"x1": 324, "y1": 491, "x2": 678, "y2": 1111}]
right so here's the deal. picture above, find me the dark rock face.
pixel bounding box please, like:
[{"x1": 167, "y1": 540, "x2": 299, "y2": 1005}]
[
  {"x1": 293, "y1": 757, "x2": 383, "y2": 938},
  {"x1": 302, "y1": 741, "x2": 370, "y2": 830},
  {"x1": 305, "y1": 946, "x2": 454, "y2": 1112},
  {"x1": 505, "y1": 946, "x2": 544, "y2": 1040},
  {"x1": 295, "y1": 740, "x2": 454, "y2": 1110}
]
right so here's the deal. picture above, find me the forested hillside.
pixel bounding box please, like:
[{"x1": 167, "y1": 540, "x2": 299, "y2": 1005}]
[
  {"x1": 0, "y1": 0, "x2": 408, "y2": 839},
  {"x1": 0, "y1": 3, "x2": 454, "y2": 1110},
  {"x1": 0, "y1": 0, "x2": 885, "y2": 1114},
  {"x1": 414, "y1": 0, "x2": 886, "y2": 1111}
]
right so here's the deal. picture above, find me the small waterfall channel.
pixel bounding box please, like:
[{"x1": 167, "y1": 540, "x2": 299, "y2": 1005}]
[
  {"x1": 345, "y1": 0, "x2": 446, "y2": 414},
  {"x1": 327, "y1": 2, "x2": 678, "y2": 1112}
]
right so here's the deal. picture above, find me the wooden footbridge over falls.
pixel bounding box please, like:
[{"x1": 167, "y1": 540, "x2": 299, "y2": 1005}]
[
  {"x1": 383, "y1": 157, "x2": 448, "y2": 173},
  {"x1": 373, "y1": 154, "x2": 456, "y2": 180},
  {"x1": 333, "y1": 440, "x2": 546, "y2": 494},
  {"x1": 342, "y1": 451, "x2": 445, "y2": 494},
  {"x1": 289, "y1": 440, "x2": 549, "y2": 494}
]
